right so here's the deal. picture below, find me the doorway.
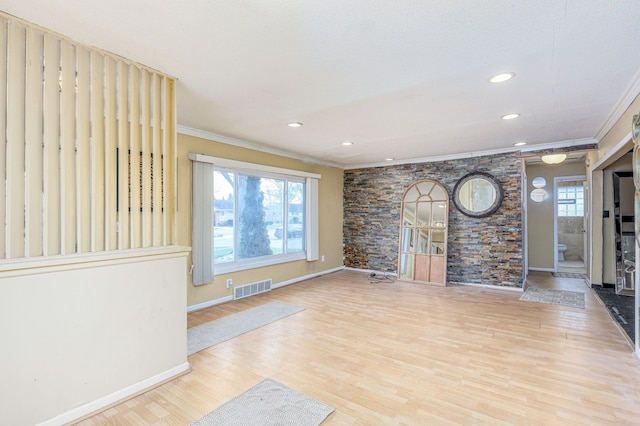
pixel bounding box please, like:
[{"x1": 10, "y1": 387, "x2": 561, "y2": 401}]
[{"x1": 554, "y1": 175, "x2": 587, "y2": 275}]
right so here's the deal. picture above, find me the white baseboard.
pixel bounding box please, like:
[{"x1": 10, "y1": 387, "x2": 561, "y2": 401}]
[
  {"x1": 453, "y1": 281, "x2": 524, "y2": 292},
  {"x1": 187, "y1": 267, "x2": 346, "y2": 312},
  {"x1": 528, "y1": 267, "x2": 555, "y2": 273},
  {"x1": 39, "y1": 362, "x2": 191, "y2": 426},
  {"x1": 343, "y1": 267, "x2": 397, "y2": 277},
  {"x1": 344, "y1": 268, "x2": 521, "y2": 291},
  {"x1": 187, "y1": 295, "x2": 233, "y2": 313},
  {"x1": 272, "y1": 266, "x2": 345, "y2": 289}
]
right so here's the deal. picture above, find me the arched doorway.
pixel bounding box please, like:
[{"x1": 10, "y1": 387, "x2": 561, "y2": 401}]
[{"x1": 398, "y1": 180, "x2": 449, "y2": 285}]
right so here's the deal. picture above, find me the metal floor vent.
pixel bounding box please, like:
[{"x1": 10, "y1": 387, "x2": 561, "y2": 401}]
[{"x1": 234, "y1": 279, "x2": 272, "y2": 300}]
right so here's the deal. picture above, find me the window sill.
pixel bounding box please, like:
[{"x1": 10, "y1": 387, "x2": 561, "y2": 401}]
[{"x1": 215, "y1": 252, "x2": 306, "y2": 275}]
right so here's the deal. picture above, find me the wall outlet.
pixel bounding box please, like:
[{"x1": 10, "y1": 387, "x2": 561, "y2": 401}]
[
  {"x1": 321, "y1": 255, "x2": 325, "y2": 262},
  {"x1": 226, "y1": 279, "x2": 233, "y2": 288}
]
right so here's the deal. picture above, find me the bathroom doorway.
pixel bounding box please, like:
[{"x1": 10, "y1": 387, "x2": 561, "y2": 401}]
[{"x1": 554, "y1": 175, "x2": 587, "y2": 275}]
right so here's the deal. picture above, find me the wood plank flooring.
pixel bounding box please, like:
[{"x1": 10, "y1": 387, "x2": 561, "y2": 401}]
[{"x1": 76, "y1": 270, "x2": 640, "y2": 425}]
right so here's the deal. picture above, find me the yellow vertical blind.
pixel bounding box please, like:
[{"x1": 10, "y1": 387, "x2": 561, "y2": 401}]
[{"x1": 0, "y1": 13, "x2": 176, "y2": 260}]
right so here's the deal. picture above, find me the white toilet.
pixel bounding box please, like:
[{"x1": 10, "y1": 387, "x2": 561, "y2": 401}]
[{"x1": 558, "y1": 244, "x2": 567, "y2": 261}]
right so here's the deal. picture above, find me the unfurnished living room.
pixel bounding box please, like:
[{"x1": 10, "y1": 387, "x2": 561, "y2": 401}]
[{"x1": 2, "y1": 2, "x2": 640, "y2": 425}]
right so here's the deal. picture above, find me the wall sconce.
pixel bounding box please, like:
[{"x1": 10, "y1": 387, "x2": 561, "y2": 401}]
[{"x1": 541, "y1": 153, "x2": 567, "y2": 164}]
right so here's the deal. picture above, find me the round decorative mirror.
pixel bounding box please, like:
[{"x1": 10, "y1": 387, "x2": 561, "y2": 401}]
[
  {"x1": 453, "y1": 172, "x2": 504, "y2": 218},
  {"x1": 532, "y1": 176, "x2": 546, "y2": 188},
  {"x1": 530, "y1": 188, "x2": 548, "y2": 202}
]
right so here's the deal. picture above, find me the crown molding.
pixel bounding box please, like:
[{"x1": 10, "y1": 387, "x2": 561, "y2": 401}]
[
  {"x1": 177, "y1": 125, "x2": 343, "y2": 169},
  {"x1": 179, "y1": 125, "x2": 599, "y2": 171},
  {"x1": 594, "y1": 67, "x2": 640, "y2": 141},
  {"x1": 344, "y1": 138, "x2": 597, "y2": 170},
  {"x1": 345, "y1": 147, "x2": 520, "y2": 170}
]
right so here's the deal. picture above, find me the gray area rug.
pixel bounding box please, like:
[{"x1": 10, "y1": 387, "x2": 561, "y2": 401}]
[
  {"x1": 188, "y1": 302, "x2": 304, "y2": 355},
  {"x1": 552, "y1": 272, "x2": 586, "y2": 279},
  {"x1": 190, "y1": 378, "x2": 334, "y2": 426},
  {"x1": 520, "y1": 287, "x2": 585, "y2": 309}
]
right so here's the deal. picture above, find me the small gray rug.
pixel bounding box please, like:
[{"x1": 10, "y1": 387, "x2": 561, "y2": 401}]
[
  {"x1": 188, "y1": 302, "x2": 304, "y2": 355},
  {"x1": 190, "y1": 378, "x2": 334, "y2": 426},
  {"x1": 552, "y1": 272, "x2": 586, "y2": 279},
  {"x1": 520, "y1": 287, "x2": 585, "y2": 309}
]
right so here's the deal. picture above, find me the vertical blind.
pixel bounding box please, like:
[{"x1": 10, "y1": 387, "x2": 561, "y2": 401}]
[
  {"x1": 191, "y1": 161, "x2": 215, "y2": 285},
  {"x1": 0, "y1": 13, "x2": 176, "y2": 260}
]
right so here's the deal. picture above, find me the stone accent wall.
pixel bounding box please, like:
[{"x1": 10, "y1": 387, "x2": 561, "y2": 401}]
[{"x1": 343, "y1": 152, "x2": 524, "y2": 287}]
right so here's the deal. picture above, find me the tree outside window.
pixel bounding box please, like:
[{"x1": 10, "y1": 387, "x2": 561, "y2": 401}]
[{"x1": 213, "y1": 168, "x2": 305, "y2": 267}]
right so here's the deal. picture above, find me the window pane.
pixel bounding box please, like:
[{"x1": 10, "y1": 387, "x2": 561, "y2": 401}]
[
  {"x1": 238, "y1": 175, "x2": 275, "y2": 260},
  {"x1": 417, "y1": 201, "x2": 431, "y2": 227},
  {"x1": 431, "y1": 230, "x2": 446, "y2": 254},
  {"x1": 261, "y1": 178, "x2": 284, "y2": 255},
  {"x1": 401, "y1": 228, "x2": 414, "y2": 252},
  {"x1": 557, "y1": 185, "x2": 584, "y2": 217},
  {"x1": 432, "y1": 202, "x2": 447, "y2": 227},
  {"x1": 403, "y1": 203, "x2": 415, "y2": 226},
  {"x1": 213, "y1": 170, "x2": 235, "y2": 264},
  {"x1": 212, "y1": 166, "x2": 308, "y2": 270},
  {"x1": 399, "y1": 253, "x2": 414, "y2": 279},
  {"x1": 417, "y1": 229, "x2": 429, "y2": 254},
  {"x1": 404, "y1": 186, "x2": 420, "y2": 202},
  {"x1": 429, "y1": 185, "x2": 446, "y2": 201},
  {"x1": 287, "y1": 181, "x2": 304, "y2": 254}
]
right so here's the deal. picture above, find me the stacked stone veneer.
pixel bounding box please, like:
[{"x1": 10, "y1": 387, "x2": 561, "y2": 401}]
[{"x1": 343, "y1": 152, "x2": 524, "y2": 287}]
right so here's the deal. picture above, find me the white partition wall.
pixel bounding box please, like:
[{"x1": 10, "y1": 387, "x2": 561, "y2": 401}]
[
  {"x1": 0, "y1": 248, "x2": 190, "y2": 426},
  {"x1": 0, "y1": 12, "x2": 187, "y2": 425}
]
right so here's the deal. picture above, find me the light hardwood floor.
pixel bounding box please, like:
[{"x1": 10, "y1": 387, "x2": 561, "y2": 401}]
[{"x1": 77, "y1": 270, "x2": 640, "y2": 425}]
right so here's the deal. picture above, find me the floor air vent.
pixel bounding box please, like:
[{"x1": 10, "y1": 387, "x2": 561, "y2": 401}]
[{"x1": 234, "y1": 279, "x2": 272, "y2": 300}]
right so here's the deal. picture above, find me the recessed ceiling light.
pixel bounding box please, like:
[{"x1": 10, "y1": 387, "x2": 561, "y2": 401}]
[
  {"x1": 501, "y1": 113, "x2": 520, "y2": 120},
  {"x1": 513, "y1": 141, "x2": 527, "y2": 146},
  {"x1": 342, "y1": 141, "x2": 353, "y2": 146},
  {"x1": 385, "y1": 158, "x2": 394, "y2": 161},
  {"x1": 287, "y1": 122, "x2": 303, "y2": 128},
  {"x1": 489, "y1": 72, "x2": 515, "y2": 83}
]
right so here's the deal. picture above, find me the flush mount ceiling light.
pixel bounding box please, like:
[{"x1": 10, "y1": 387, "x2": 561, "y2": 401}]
[
  {"x1": 501, "y1": 113, "x2": 520, "y2": 120},
  {"x1": 489, "y1": 72, "x2": 516, "y2": 83},
  {"x1": 385, "y1": 157, "x2": 394, "y2": 161},
  {"x1": 541, "y1": 153, "x2": 567, "y2": 164},
  {"x1": 341, "y1": 141, "x2": 353, "y2": 146},
  {"x1": 513, "y1": 141, "x2": 527, "y2": 147},
  {"x1": 287, "y1": 122, "x2": 303, "y2": 128}
]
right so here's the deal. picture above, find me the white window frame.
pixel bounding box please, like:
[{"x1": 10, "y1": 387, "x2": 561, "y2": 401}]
[{"x1": 189, "y1": 153, "x2": 320, "y2": 282}]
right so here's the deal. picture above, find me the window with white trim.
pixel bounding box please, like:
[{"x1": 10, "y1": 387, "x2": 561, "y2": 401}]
[
  {"x1": 213, "y1": 168, "x2": 306, "y2": 266},
  {"x1": 189, "y1": 154, "x2": 319, "y2": 283},
  {"x1": 557, "y1": 185, "x2": 584, "y2": 217}
]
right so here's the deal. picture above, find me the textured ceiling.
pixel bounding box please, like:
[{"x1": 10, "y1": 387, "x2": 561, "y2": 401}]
[{"x1": 2, "y1": 1, "x2": 640, "y2": 167}]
